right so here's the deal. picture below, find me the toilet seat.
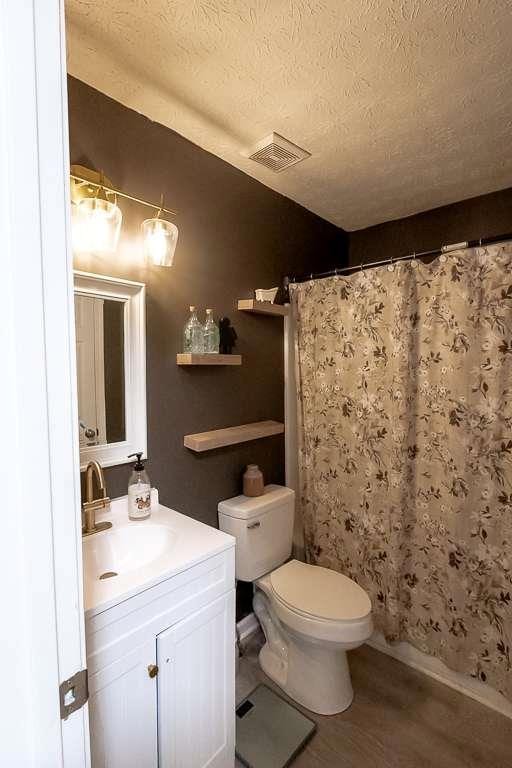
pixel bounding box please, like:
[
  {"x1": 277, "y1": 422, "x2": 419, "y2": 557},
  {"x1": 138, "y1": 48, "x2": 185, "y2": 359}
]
[
  {"x1": 261, "y1": 560, "x2": 373, "y2": 644},
  {"x1": 270, "y1": 560, "x2": 371, "y2": 622}
]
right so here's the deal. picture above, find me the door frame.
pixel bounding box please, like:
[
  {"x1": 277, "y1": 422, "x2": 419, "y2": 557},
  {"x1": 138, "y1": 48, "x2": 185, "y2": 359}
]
[{"x1": 0, "y1": 1, "x2": 89, "y2": 766}]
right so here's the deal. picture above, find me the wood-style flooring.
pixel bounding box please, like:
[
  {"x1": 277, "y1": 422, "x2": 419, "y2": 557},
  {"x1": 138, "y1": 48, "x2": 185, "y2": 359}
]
[{"x1": 235, "y1": 632, "x2": 512, "y2": 768}]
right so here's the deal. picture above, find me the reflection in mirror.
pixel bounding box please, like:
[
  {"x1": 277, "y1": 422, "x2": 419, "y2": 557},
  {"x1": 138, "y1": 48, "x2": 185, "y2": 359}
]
[{"x1": 75, "y1": 294, "x2": 125, "y2": 447}]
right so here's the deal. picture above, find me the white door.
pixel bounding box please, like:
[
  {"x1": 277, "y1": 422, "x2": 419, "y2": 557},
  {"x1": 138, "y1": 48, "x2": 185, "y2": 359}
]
[
  {"x1": 88, "y1": 640, "x2": 158, "y2": 768},
  {"x1": 0, "y1": 2, "x2": 89, "y2": 766},
  {"x1": 157, "y1": 592, "x2": 236, "y2": 768}
]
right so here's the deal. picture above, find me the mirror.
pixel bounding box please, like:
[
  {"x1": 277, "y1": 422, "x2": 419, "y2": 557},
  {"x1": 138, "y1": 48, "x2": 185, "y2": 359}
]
[{"x1": 74, "y1": 272, "x2": 146, "y2": 470}]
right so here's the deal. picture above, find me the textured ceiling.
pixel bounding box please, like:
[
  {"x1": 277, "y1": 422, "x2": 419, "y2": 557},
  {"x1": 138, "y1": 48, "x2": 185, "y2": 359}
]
[{"x1": 65, "y1": 0, "x2": 512, "y2": 230}]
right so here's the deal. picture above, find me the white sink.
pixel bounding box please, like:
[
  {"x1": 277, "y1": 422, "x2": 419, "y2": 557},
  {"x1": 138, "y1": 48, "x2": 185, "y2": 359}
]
[
  {"x1": 82, "y1": 495, "x2": 235, "y2": 616},
  {"x1": 83, "y1": 523, "x2": 178, "y2": 579}
]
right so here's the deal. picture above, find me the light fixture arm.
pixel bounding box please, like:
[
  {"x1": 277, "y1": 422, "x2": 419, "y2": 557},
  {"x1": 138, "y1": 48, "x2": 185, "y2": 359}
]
[{"x1": 70, "y1": 172, "x2": 177, "y2": 217}]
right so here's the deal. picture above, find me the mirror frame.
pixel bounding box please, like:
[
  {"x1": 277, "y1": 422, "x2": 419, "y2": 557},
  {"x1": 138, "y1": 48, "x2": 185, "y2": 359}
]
[{"x1": 74, "y1": 271, "x2": 147, "y2": 470}]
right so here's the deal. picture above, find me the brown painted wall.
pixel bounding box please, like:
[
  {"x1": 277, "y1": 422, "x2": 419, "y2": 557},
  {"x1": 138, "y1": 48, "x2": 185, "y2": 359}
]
[
  {"x1": 349, "y1": 187, "x2": 512, "y2": 265},
  {"x1": 69, "y1": 76, "x2": 347, "y2": 529}
]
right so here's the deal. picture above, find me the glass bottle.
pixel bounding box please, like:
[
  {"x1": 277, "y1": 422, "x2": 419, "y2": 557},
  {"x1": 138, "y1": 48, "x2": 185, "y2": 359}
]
[
  {"x1": 184, "y1": 306, "x2": 204, "y2": 353},
  {"x1": 191, "y1": 311, "x2": 205, "y2": 353},
  {"x1": 203, "y1": 309, "x2": 220, "y2": 354}
]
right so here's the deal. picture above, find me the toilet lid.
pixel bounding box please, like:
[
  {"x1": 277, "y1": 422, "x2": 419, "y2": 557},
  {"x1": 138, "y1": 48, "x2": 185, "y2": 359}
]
[{"x1": 270, "y1": 560, "x2": 371, "y2": 622}]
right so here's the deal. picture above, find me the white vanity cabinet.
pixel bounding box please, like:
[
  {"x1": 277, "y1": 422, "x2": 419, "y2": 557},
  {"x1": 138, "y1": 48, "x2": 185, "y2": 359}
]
[
  {"x1": 157, "y1": 592, "x2": 235, "y2": 768},
  {"x1": 88, "y1": 638, "x2": 158, "y2": 767},
  {"x1": 84, "y1": 500, "x2": 235, "y2": 768}
]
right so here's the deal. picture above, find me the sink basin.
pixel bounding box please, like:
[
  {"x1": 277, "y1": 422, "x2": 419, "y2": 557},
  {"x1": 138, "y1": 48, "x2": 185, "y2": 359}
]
[
  {"x1": 82, "y1": 496, "x2": 235, "y2": 616},
  {"x1": 83, "y1": 522, "x2": 178, "y2": 580}
]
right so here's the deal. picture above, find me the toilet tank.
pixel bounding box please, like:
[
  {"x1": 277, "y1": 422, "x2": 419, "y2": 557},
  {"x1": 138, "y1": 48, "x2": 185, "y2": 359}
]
[{"x1": 218, "y1": 485, "x2": 295, "y2": 581}]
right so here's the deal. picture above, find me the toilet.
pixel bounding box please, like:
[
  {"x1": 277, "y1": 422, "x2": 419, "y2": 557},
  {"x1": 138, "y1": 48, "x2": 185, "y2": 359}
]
[{"x1": 218, "y1": 485, "x2": 373, "y2": 715}]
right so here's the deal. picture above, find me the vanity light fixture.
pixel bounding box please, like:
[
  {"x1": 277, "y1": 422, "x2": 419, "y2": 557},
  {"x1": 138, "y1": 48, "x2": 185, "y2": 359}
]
[
  {"x1": 70, "y1": 165, "x2": 178, "y2": 263},
  {"x1": 142, "y1": 194, "x2": 179, "y2": 267},
  {"x1": 71, "y1": 170, "x2": 122, "y2": 255}
]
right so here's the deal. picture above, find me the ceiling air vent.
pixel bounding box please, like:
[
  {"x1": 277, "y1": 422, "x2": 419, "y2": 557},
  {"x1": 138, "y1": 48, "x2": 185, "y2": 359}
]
[{"x1": 246, "y1": 132, "x2": 310, "y2": 173}]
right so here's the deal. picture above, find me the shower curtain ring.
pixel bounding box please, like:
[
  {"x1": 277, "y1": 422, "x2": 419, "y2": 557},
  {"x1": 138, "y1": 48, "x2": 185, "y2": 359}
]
[{"x1": 388, "y1": 254, "x2": 394, "y2": 272}]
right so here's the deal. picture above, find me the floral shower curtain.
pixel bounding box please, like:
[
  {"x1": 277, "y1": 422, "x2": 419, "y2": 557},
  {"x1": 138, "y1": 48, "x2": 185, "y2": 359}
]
[{"x1": 290, "y1": 242, "x2": 512, "y2": 700}]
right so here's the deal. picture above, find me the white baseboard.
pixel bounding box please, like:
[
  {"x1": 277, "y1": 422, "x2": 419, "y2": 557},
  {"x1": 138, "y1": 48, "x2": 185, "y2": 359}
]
[
  {"x1": 368, "y1": 632, "x2": 512, "y2": 720},
  {"x1": 236, "y1": 612, "x2": 260, "y2": 643}
]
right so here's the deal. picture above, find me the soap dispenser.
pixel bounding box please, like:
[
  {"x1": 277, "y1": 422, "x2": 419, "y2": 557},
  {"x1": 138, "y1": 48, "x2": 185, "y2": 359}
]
[{"x1": 127, "y1": 452, "x2": 151, "y2": 520}]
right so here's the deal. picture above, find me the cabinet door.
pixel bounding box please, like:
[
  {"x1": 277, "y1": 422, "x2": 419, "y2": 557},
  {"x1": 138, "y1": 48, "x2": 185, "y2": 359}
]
[
  {"x1": 157, "y1": 590, "x2": 235, "y2": 768},
  {"x1": 88, "y1": 638, "x2": 158, "y2": 768}
]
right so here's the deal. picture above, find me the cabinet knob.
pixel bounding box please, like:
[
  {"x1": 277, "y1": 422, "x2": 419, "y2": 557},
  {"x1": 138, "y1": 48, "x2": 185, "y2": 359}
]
[{"x1": 147, "y1": 664, "x2": 159, "y2": 679}]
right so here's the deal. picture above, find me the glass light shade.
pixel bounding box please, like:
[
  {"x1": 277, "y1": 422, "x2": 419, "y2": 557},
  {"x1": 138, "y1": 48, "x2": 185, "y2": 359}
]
[
  {"x1": 72, "y1": 197, "x2": 122, "y2": 255},
  {"x1": 142, "y1": 217, "x2": 178, "y2": 267}
]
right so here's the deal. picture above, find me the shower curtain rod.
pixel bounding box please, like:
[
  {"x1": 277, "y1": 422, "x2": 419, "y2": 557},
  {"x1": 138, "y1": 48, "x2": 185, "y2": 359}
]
[{"x1": 285, "y1": 231, "x2": 512, "y2": 285}]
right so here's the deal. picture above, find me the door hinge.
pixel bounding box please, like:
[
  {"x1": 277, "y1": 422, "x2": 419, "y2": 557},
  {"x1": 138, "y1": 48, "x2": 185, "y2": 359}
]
[{"x1": 59, "y1": 668, "x2": 88, "y2": 720}]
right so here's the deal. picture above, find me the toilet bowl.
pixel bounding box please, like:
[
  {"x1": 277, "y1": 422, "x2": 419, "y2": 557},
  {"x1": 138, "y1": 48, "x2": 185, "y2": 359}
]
[
  {"x1": 218, "y1": 485, "x2": 373, "y2": 715},
  {"x1": 254, "y1": 559, "x2": 373, "y2": 714}
]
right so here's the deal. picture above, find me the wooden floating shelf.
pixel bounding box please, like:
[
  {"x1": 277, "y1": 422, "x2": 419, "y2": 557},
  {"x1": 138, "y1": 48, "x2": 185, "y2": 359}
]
[
  {"x1": 238, "y1": 299, "x2": 288, "y2": 317},
  {"x1": 184, "y1": 420, "x2": 284, "y2": 452},
  {"x1": 177, "y1": 353, "x2": 242, "y2": 366}
]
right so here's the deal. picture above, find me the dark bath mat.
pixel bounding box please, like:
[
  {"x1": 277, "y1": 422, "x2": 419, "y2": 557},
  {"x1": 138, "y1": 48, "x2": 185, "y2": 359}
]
[{"x1": 236, "y1": 684, "x2": 316, "y2": 768}]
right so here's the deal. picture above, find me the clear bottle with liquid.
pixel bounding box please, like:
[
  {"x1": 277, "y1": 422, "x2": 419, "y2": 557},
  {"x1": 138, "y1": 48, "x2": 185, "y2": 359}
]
[
  {"x1": 127, "y1": 452, "x2": 151, "y2": 520},
  {"x1": 183, "y1": 306, "x2": 204, "y2": 353},
  {"x1": 203, "y1": 308, "x2": 220, "y2": 354}
]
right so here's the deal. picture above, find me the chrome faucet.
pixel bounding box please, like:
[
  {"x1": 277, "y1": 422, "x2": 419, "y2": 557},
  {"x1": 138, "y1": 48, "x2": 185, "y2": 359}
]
[{"x1": 82, "y1": 460, "x2": 112, "y2": 537}]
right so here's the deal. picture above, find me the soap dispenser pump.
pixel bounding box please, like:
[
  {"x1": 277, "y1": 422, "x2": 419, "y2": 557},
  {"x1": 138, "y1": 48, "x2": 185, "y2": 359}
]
[{"x1": 127, "y1": 452, "x2": 151, "y2": 520}]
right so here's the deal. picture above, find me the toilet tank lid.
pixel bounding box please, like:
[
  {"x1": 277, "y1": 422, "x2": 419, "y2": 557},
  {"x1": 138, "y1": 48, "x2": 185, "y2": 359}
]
[{"x1": 218, "y1": 485, "x2": 295, "y2": 520}]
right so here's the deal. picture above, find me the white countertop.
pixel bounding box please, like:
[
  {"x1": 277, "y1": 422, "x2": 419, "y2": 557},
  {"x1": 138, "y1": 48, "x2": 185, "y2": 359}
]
[{"x1": 83, "y1": 496, "x2": 235, "y2": 618}]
